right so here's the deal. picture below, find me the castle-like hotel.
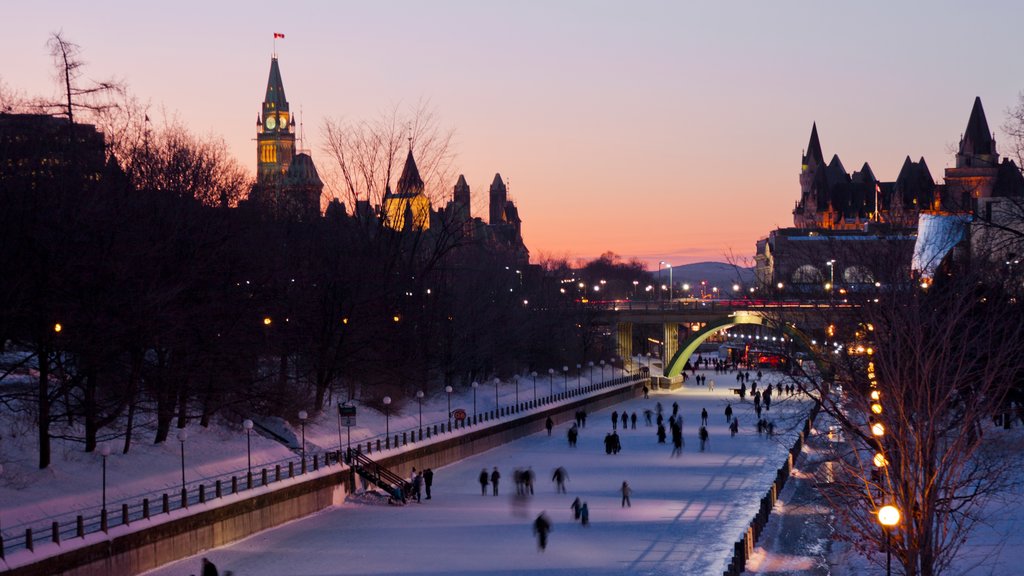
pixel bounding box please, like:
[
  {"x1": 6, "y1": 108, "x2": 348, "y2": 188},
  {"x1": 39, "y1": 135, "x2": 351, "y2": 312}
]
[
  {"x1": 244, "y1": 56, "x2": 528, "y2": 263},
  {"x1": 757, "y1": 97, "x2": 1024, "y2": 289},
  {"x1": 792, "y1": 97, "x2": 1023, "y2": 230}
]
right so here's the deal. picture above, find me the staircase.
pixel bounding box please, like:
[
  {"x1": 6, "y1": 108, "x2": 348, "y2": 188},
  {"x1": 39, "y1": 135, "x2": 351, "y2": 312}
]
[{"x1": 349, "y1": 451, "x2": 412, "y2": 504}]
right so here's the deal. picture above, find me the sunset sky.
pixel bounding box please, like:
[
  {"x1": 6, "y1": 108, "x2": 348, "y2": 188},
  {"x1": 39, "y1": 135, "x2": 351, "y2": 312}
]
[{"x1": 4, "y1": 1, "x2": 1024, "y2": 268}]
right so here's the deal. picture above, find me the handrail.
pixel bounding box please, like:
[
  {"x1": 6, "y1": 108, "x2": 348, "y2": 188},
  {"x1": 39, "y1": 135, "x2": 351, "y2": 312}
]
[{"x1": 0, "y1": 373, "x2": 649, "y2": 558}]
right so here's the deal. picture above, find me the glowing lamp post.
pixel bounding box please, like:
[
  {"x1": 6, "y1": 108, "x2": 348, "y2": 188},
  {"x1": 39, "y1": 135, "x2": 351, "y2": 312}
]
[
  {"x1": 243, "y1": 419, "x2": 254, "y2": 483},
  {"x1": 588, "y1": 361, "x2": 594, "y2": 383},
  {"x1": 297, "y1": 410, "x2": 308, "y2": 472},
  {"x1": 878, "y1": 505, "x2": 901, "y2": 576},
  {"x1": 562, "y1": 366, "x2": 568, "y2": 393},
  {"x1": 530, "y1": 372, "x2": 537, "y2": 402},
  {"x1": 445, "y1": 385, "x2": 453, "y2": 420},
  {"x1": 99, "y1": 444, "x2": 110, "y2": 531},
  {"x1": 471, "y1": 382, "x2": 479, "y2": 418},
  {"x1": 576, "y1": 363, "x2": 582, "y2": 390},
  {"x1": 177, "y1": 429, "x2": 188, "y2": 506},
  {"x1": 600, "y1": 360, "x2": 606, "y2": 382},
  {"x1": 383, "y1": 396, "x2": 392, "y2": 446},
  {"x1": 416, "y1": 391, "x2": 425, "y2": 437},
  {"x1": 547, "y1": 368, "x2": 554, "y2": 397},
  {"x1": 493, "y1": 378, "x2": 500, "y2": 413}
]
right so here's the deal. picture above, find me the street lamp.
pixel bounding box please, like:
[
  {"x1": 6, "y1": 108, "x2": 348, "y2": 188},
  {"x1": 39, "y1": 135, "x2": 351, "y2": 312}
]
[
  {"x1": 576, "y1": 363, "x2": 582, "y2": 390},
  {"x1": 658, "y1": 261, "x2": 665, "y2": 301},
  {"x1": 383, "y1": 396, "x2": 392, "y2": 446},
  {"x1": 445, "y1": 385, "x2": 453, "y2": 420},
  {"x1": 667, "y1": 264, "x2": 673, "y2": 300},
  {"x1": 513, "y1": 376, "x2": 519, "y2": 405},
  {"x1": 493, "y1": 378, "x2": 500, "y2": 412},
  {"x1": 562, "y1": 366, "x2": 568, "y2": 393},
  {"x1": 600, "y1": 359, "x2": 606, "y2": 382},
  {"x1": 471, "y1": 382, "x2": 479, "y2": 417},
  {"x1": 298, "y1": 410, "x2": 308, "y2": 472},
  {"x1": 547, "y1": 368, "x2": 554, "y2": 397},
  {"x1": 177, "y1": 429, "x2": 188, "y2": 505},
  {"x1": 243, "y1": 419, "x2": 254, "y2": 482},
  {"x1": 99, "y1": 444, "x2": 110, "y2": 531},
  {"x1": 530, "y1": 372, "x2": 537, "y2": 402},
  {"x1": 588, "y1": 361, "x2": 594, "y2": 383},
  {"x1": 878, "y1": 504, "x2": 901, "y2": 576},
  {"x1": 416, "y1": 390, "x2": 425, "y2": 436}
]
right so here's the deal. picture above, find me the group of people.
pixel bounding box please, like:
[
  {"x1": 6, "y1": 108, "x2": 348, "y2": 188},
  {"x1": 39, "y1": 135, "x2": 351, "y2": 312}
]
[
  {"x1": 610, "y1": 410, "x2": 638, "y2": 430},
  {"x1": 408, "y1": 467, "x2": 434, "y2": 502},
  {"x1": 479, "y1": 467, "x2": 501, "y2": 495}
]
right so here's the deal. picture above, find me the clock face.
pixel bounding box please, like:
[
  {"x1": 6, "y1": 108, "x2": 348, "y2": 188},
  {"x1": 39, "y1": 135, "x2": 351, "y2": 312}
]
[
  {"x1": 265, "y1": 115, "x2": 277, "y2": 130},
  {"x1": 280, "y1": 116, "x2": 288, "y2": 129}
]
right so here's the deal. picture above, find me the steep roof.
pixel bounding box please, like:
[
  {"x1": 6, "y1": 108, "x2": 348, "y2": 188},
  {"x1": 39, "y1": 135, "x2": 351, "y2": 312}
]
[
  {"x1": 395, "y1": 149, "x2": 424, "y2": 196},
  {"x1": 490, "y1": 173, "x2": 506, "y2": 192},
  {"x1": 264, "y1": 58, "x2": 287, "y2": 107},
  {"x1": 960, "y1": 96, "x2": 994, "y2": 157},
  {"x1": 285, "y1": 153, "x2": 322, "y2": 186},
  {"x1": 804, "y1": 123, "x2": 825, "y2": 167},
  {"x1": 455, "y1": 174, "x2": 469, "y2": 190},
  {"x1": 895, "y1": 156, "x2": 935, "y2": 205},
  {"x1": 851, "y1": 162, "x2": 876, "y2": 185}
]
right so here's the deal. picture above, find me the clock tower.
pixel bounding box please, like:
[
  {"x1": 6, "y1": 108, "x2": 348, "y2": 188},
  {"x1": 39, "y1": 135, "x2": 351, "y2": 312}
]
[{"x1": 256, "y1": 57, "x2": 295, "y2": 184}]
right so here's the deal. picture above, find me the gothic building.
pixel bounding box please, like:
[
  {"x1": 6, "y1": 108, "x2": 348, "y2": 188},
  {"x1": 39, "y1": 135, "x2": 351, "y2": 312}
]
[
  {"x1": 760, "y1": 97, "x2": 1024, "y2": 289},
  {"x1": 792, "y1": 97, "x2": 1024, "y2": 231},
  {"x1": 246, "y1": 56, "x2": 323, "y2": 221}
]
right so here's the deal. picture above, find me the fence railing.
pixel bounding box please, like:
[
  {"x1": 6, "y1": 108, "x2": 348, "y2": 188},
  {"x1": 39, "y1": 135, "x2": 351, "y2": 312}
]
[{"x1": 0, "y1": 372, "x2": 647, "y2": 559}]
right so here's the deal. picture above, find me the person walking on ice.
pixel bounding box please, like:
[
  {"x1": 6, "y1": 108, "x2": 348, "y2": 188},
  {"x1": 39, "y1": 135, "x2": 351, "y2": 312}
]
[
  {"x1": 580, "y1": 502, "x2": 590, "y2": 526},
  {"x1": 552, "y1": 466, "x2": 569, "y2": 493},
  {"x1": 725, "y1": 403, "x2": 733, "y2": 423},
  {"x1": 571, "y1": 497, "x2": 582, "y2": 520},
  {"x1": 533, "y1": 512, "x2": 552, "y2": 550},
  {"x1": 700, "y1": 407, "x2": 708, "y2": 426},
  {"x1": 699, "y1": 426, "x2": 710, "y2": 452},
  {"x1": 545, "y1": 416, "x2": 554, "y2": 436},
  {"x1": 479, "y1": 469, "x2": 489, "y2": 495},
  {"x1": 490, "y1": 467, "x2": 501, "y2": 496},
  {"x1": 620, "y1": 481, "x2": 632, "y2": 507}
]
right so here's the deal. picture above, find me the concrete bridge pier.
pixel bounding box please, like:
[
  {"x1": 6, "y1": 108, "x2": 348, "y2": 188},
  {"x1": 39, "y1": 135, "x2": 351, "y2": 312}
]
[
  {"x1": 616, "y1": 322, "x2": 633, "y2": 371},
  {"x1": 663, "y1": 322, "x2": 679, "y2": 374}
]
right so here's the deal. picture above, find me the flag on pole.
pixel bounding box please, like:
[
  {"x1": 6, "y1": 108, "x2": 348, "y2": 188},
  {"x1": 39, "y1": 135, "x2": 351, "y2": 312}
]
[{"x1": 274, "y1": 33, "x2": 285, "y2": 39}]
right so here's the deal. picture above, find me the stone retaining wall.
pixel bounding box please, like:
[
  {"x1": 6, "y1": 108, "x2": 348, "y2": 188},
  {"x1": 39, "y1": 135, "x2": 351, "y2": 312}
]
[{"x1": 4, "y1": 379, "x2": 644, "y2": 576}]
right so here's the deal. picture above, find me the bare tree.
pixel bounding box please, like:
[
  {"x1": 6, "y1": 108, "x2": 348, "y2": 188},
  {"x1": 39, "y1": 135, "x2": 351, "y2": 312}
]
[
  {"x1": 44, "y1": 32, "x2": 122, "y2": 130},
  {"x1": 769, "y1": 257, "x2": 1024, "y2": 576},
  {"x1": 321, "y1": 100, "x2": 456, "y2": 209}
]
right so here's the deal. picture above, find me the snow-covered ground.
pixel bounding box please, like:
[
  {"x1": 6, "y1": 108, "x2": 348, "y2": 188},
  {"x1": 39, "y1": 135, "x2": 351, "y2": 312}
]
[
  {"x1": 141, "y1": 371, "x2": 813, "y2": 576},
  {"x1": 0, "y1": 367, "x2": 632, "y2": 535}
]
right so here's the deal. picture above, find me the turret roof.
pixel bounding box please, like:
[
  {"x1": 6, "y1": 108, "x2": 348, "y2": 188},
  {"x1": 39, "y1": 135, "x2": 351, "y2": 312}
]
[
  {"x1": 395, "y1": 149, "x2": 424, "y2": 196},
  {"x1": 961, "y1": 96, "x2": 994, "y2": 156},
  {"x1": 264, "y1": 58, "x2": 287, "y2": 108},
  {"x1": 490, "y1": 173, "x2": 506, "y2": 191},
  {"x1": 805, "y1": 123, "x2": 824, "y2": 167}
]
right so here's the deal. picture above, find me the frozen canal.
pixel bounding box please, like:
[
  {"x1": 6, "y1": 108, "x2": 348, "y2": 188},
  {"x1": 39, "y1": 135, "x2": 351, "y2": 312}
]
[{"x1": 146, "y1": 371, "x2": 809, "y2": 576}]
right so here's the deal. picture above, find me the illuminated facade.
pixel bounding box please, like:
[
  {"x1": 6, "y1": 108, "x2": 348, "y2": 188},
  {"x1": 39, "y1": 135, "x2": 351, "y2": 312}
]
[
  {"x1": 247, "y1": 56, "x2": 322, "y2": 221},
  {"x1": 382, "y1": 149, "x2": 432, "y2": 231}
]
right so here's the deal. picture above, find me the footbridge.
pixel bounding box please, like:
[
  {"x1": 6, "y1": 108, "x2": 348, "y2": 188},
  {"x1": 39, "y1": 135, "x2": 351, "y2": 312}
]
[{"x1": 591, "y1": 300, "x2": 855, "y2": 377}]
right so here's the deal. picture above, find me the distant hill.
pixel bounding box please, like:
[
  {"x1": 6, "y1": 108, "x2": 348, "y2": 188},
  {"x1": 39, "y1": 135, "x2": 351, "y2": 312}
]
[{"x1": 660, "y1": 262, "x2": 754, "y2": 289}]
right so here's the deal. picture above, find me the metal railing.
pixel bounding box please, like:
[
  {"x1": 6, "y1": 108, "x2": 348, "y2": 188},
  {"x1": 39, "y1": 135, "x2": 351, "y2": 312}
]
[{"x1": 0, "y1": 372, "x2": 647, "y2": 558}]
